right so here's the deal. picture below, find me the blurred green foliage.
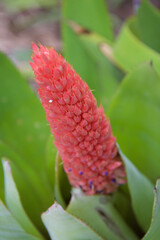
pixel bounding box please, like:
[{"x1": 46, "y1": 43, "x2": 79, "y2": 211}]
[{"x1": 2, "y1": 0, "x2": 58, "y2": 12}]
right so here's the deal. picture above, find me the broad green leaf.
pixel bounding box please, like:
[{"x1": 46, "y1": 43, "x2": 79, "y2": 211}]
[
  {"x1": 45, "y1": 136, "x2": 71, "y2": 207},
  {"x1": 63, "y1": 25, "x2": 123, "y2": 109},
  {"x1": 67, "y1": 193, "x2": 138, "y2": 240},
  {"x1": 63, "y1": 0, "x2": 113, "y2": 42},
  {"x1": 0, "y1": 52, "x2": 53, "y2": 234},
  {"x1": 0, "y1": 158, "x2": 4, "y2": 201},
  {"x1": 112, "y1": 189, "x2": 141, "y2": 236},
  {"x1": 2, "y1": 159, "x2": 43, "y2": 239},
  {"x1": 108, "y1": 63, "x2": 160, "y2": 182},
  {"x1": 119, "y1": 148, "x2": 154, "y2": 232},
  {"x1": 79, "y1": 33, "x2": 123, "y2": 108},
  {"x1": 62, "y1": 0, "x2": 123, "y2": 110},
  {"x1": 0, "y1": 140, "x2": 48, "y2": 231},
  {"x1": 137, "y1": 0, "x2": 160, "y2": 52},
  {"x1": 0, "y1": 200, "x2": 40, "y2": 240},
  {"x1": 113, "y1": 18, "x2": 160, "y2": 75},
  {"x1": 42, "y1": 202, "x2": 102, "y2": 240},
  {"x1": 2, "y1": 0, "x2": 57, "y2": 11},
  {"x1": 54, "y1": 154, "x2": 71, "y2": 208},
  {"x1": 143, "y1": 179, "x2": 160, "y2": 240},
  {"x1": 45, "y1": 135, "x2": 57, "y2": 190}
]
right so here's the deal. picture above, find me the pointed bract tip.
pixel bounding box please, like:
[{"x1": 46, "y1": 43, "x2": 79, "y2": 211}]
[{"x1": 32, "y1": 42, "x2": 40, "y2": 54}]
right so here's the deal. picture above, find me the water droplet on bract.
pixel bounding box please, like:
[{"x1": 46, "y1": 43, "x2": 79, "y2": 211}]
[{"x1": 49, "y1": 99, "x2": 53, "y2": 103}]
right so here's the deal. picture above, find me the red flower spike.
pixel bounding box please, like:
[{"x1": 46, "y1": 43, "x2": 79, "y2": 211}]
[{"x1": 30, "y1": 43, "x2": 126, "y2": 195}]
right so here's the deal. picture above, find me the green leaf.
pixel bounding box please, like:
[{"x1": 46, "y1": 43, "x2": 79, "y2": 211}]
[
  {"x1": 112, "y1": 189, "x2": 141, "y2": 236},
  {"x1": 2, "y1": 0, "x2": 57, "y2": 12},
  {"x1": 0, "y1": 159, "x2": 4, "y2": 201},
  {"x1": 2, "y1": 159, "x2": 43, "y2": 239},
  {"x1": 62, "y1": 26, "x2": 123, "y2": 109},
  {"x1": 0, "y1": 200, "x2": 40, "y2": 240},
  {"x1": 62, "y1": 0, "x2": 123, "y2": 110},
  {"x1": 67, "y1": 193, "x2": 138, "y2": 240},
  {"x1": 63, "y1": 0, "x2": 113, "y2": 42},
  {"x1": 143, "y1": 179, "x2": 160, "y2": 240},
  {"x1": 79, "y1": 33, "x2": 124, "y2": 108},
  {"x1": 42, "y1": 202, "x2": 102, "y2": 240},
  {"x1": 54, "y1": 154, "x2": 71, "y2": 208},
  {"x1": 119, "y1": 147, "x2": 154, "y2": 232},
  {"x1": 0, "y1": 140, "x2": 47, "y2": 228},
  {"x1": 0, "y1": 52, "x2": 53, "y2": 234},
  {"x1": 113, "y1": 18, "x2": 160, "y2": 75},
  {"x1": 137, "y1": 0, "x2": 160, "y2": 52},
  {"x1": 45, "y1": 135, "x2": 57, "y2": 190},
  {"x1": 108, "y1": 63, "x2": 160, "y2": 182}
]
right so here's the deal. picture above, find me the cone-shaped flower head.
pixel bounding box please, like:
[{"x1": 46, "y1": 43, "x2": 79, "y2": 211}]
[{"x1": 30, "y1": 44, "x2": 125, "y2": 195}]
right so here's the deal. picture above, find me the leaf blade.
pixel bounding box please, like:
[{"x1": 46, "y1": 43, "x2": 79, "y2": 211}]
[
  {"x1": 0, "y1": 51, "x2": 53, "y2": 234},
  {"x1": 63, "y1": 0, "x2": 113, "y2": 41},
  {"x1": 137, "y1": 0, "x2": 160, "y2": 52},
  {"x1": 143, "y1": 179, "x2": 160, "y2": 240},
  {"x1": 108, "y1": 63, "x2": 160, "y2": 183},
  {"x1": 0, "y1": 200, "x2": 40, "y2": 240},
  {"x1": 118, "y1": 147, "x2": 154, "y2": 231},
  {"x1": 54, "y1": 154, "x2": 71, "y2": 208},
  {"x1": 42, "y1": 202, "x2": 102, "y2": 240},
  {"x1": 2, "y1": 159, "x2": 43, "y2": 239},
  {"x1": 113, "y1": 18, "x2": 160, "y2": 75},
  {"x1": 67, "y1": 194, "x2": 138, "y2": 240}
]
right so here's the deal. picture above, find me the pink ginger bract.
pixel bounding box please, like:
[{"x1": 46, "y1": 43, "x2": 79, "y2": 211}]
[{"x1": 31, "y1": 43, "x2": 125, "y2": 195}]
